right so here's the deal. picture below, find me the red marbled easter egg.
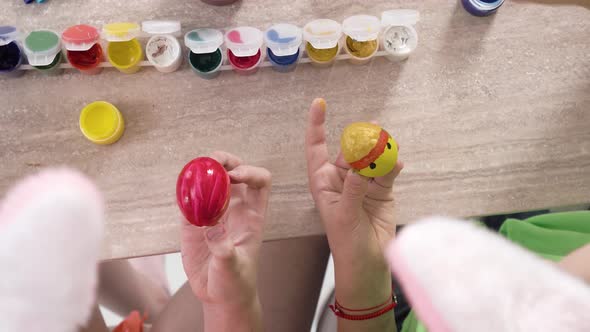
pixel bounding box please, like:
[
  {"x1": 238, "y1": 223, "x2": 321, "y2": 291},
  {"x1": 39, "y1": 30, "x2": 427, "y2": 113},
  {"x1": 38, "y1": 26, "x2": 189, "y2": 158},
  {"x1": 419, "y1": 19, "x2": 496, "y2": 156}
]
[{"x1": 176, "y1": 157, "x2": 231, "y2": 227}]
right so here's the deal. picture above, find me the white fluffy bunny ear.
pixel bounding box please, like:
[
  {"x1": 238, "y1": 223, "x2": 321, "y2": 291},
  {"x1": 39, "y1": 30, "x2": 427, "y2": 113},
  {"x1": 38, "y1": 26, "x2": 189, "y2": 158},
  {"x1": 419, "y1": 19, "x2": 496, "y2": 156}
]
[
  {"x1": 387, "y1": 217, "x2": 590, "y2": 332},
  {"x1": 0, "y1": 168, "x2": 104, "y2": 332}
]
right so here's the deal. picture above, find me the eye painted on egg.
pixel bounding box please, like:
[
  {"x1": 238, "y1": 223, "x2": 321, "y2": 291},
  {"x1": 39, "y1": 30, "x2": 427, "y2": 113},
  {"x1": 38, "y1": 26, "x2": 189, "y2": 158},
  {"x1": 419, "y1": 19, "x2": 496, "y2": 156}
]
[{"x1": 340, "y1": 122, "x2": 398, "y2": 178}]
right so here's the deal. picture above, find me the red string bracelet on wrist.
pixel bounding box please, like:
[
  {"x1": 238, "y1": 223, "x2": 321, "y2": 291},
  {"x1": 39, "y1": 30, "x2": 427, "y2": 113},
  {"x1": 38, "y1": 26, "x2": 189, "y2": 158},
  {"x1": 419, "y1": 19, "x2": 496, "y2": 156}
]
[{"x1": 329, "y1": 291, "x2": 398, "y2": 321}]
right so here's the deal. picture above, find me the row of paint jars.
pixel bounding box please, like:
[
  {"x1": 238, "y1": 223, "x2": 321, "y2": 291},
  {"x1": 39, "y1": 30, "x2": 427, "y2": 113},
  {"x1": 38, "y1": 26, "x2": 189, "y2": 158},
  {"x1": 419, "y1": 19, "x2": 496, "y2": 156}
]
[
  {"x1": 167, "y1": 9, "x2": 419, "y2": 78},
  {"x1": 179, "y1": 9, "x2": 419, "y2": 78},
  {"x1": 0, "y1": 10, "x2": 418, "y2": 78},
  {"x1": 0, "y1": 22, "x2": 179, "y2": 76},
  {"x1": 0, "y1": 23, "x2": 144, "y2": 76}
]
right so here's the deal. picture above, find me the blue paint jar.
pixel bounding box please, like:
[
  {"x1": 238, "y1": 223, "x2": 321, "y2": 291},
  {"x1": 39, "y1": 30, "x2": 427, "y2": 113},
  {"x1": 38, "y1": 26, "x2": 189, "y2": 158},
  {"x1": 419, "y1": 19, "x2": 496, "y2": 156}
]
[
  {"x1": 461, "y1": 0, "x2": 505, "y2": 17},
  {"x1": 0, "y1": 26, "x2": 25, "y2": 78},
  {"x1": 264, "y1": 24, "x2": 302, "y2": 72}
]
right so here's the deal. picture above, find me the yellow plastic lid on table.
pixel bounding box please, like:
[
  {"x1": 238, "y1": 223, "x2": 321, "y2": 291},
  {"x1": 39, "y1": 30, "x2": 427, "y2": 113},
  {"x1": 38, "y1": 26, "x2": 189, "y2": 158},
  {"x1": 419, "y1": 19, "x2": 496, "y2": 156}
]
[
  {"x1": 102, "y1": 22, "x2": 141, "y2": 42},
  {"x1": 79, "y1": 101, "x2": 125, "y2": 145}
]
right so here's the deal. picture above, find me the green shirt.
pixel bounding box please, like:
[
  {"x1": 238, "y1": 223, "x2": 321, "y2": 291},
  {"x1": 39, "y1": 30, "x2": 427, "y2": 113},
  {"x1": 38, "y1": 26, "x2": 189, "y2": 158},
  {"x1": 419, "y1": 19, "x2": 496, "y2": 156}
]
[{"x1": 401, "y1": 211, "x2": 590, "y2": 332}]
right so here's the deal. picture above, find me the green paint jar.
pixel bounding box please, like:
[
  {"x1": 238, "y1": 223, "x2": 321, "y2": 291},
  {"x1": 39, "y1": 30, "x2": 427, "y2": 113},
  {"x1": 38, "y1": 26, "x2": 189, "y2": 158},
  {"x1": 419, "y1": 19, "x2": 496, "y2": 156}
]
[
  {"x1": 185, "y1": 28, "x2": 224, "y2": 79},
  {"x1": 23, "y1": 30, "x2": 63, "y2": 75}
]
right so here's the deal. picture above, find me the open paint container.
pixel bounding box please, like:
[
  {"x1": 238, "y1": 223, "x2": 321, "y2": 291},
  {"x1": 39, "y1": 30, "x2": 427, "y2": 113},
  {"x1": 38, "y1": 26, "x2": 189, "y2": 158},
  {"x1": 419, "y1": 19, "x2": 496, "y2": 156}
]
[
  {"x1": 103, "y1": 22, "x2": 143, "y2": 74},
  {"x1": 62, "y1": 24, "x2": 103, "y2": 75},
  {"x1": 142, "y1": 21, "x2": 182, "y2": 73},
  {"x1": 224, "y1": 27, "x2": 264, "y2": 75},
  {"x1": 185, "y1": 28, "x2": 224, "y2": 79},
  {"x1": 0, "y1": 26, "x2": 25, "y2": 77},
  {"x1": 342, "y1": 15, "x2": 381, "y2": 65},
  {"x1": 23, "y1": 30, "x2": 63, "y2": 75},
  {"x1": 303, "y1": 19, "x2": 342, "y2": 67},
  {"x1": 264, "y1": 23, "x2": 302, "y2": 72},
  {"x1": 461, "y1": 0, "x2": 505, "y2": 16},
  {"x1": 79, "y1": 101, "x2": 125, "y2": 145},
  {"x1": 381, "y1": 10, "x2": 419, "y2": 62}
]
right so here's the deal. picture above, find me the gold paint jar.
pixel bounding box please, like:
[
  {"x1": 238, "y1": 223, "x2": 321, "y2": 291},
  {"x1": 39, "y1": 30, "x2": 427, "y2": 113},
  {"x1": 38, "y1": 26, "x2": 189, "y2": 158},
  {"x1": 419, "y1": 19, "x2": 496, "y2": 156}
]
[
  {"x1": 342, "y1": 15, "x2": 381, "y2": 65},
  {"x1": 303, "y1": 19, "x2": 342, "y2": 67}
]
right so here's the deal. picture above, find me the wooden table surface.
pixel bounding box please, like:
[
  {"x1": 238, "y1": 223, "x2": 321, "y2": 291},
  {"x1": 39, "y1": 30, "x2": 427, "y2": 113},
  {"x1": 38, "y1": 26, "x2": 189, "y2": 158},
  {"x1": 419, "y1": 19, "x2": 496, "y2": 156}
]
[{"x1": 1, "y1": 1, "x2": 589, "y2": 260}]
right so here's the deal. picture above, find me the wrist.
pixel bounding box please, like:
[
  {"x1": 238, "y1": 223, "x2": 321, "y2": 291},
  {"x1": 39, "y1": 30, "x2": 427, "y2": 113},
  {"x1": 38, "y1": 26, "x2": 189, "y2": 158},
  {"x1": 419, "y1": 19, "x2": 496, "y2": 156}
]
[
  {"x1": 333, "y1": 255, "x2": 392, "y2": 309},
  {"x1": 202, "y1": 295, "x2": 262, "y2": 332}
]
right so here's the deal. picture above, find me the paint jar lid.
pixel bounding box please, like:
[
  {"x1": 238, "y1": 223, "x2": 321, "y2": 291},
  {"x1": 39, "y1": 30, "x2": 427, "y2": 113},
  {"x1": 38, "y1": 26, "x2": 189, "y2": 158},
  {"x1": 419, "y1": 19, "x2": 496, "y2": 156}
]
[
  {"x1": 303, "y1": 19, "x2": 342, "y2": 49},
  {"x1": 224, "y1": 27, "x2": 263, "y2": 57},
  {"x1": 103, "y1": 22, "x2": 141, "y2": 42},
  {"x1": 80, "y1": 101, "x2": 125, "y2": 145},
  {"x1": 264, "y1": 23, "x2": 302, "y2": 57},
  {"x1": 62, "y1": 25, "x2": 100, "y2": 51},
  {"x1": 381, "y1": 10, "x2": 420, "y2": 27},
  {"x1": 142, "y1": 21, "x2": 182, "y2": 37},
  {"x1": 23, "y1": 30, "x2": 61, "y2": 66},
  {"x1": 342, "y1": 15, "x2": 381, "y2": 42},
  {"x1": 0, "y1": 25, "x2": 19, "y2": 46},
  {"x1": 185, "y1": 28, "x2": 224, "y2": 54}
]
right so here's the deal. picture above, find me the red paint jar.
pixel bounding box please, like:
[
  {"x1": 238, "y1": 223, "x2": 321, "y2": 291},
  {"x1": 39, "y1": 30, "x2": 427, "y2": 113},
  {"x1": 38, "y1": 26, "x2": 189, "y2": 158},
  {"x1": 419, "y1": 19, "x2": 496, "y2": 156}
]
[
  {"x1": 224, "y1": 27, "x2": 264, "y2": 75},
  {"x1": 62, "y1": 25, "x2": 103, "y2": 75}
]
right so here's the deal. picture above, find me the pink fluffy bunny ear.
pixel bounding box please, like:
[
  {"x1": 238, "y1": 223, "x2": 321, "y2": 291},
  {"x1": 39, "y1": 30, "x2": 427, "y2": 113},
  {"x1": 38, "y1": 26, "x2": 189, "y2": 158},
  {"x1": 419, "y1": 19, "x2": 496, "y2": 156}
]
[
  {"x1": 0, "y1": 168, "x2": 104, "y2": 332},
  {"x1": 387, "y1": 217, "x2": 590, "y2": 332}
]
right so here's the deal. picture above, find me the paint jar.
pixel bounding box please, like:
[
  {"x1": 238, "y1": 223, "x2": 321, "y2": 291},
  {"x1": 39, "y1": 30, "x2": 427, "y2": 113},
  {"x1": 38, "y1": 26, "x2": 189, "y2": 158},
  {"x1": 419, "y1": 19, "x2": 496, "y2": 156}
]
[
  {"x1": 342, "y1": 15, "x2": 381, "y2": 65},
  {"x1": 185, "y1": 28, "x2": 224, "y2": 79},
  {"x1": 461, "y1": 0, "x2": 505, "y2": 16},
  {"x1": 0, "y1": 26, "x2": 25, "y2": 78},
  {"x1": 103, "y1": 23, "x2": 143, "y2": 74},
  {"x1": 381, "y1": 10, "x2": 419, "y2": 62},
  {"x1": 264, "y1": 23, "x2": 302, "y2": 72},
  {"x1": 303, "y1": 19, "x2": 342, "y2": 67},
  {"x1": 62, "y1": 24, "x2": 103, "y2": 75},
  {"x1": 79, "y1": 101, "x2": 125, "y2": 145},
  {"x1": 224, "y1": 27, "x2": 264, "y2": 75},
  {"x1": 23, "y1": 30, "x2": 63, "y2": 75},
  {"x1": 142, "y1": 21, "x2": 182, "y2": 73}
]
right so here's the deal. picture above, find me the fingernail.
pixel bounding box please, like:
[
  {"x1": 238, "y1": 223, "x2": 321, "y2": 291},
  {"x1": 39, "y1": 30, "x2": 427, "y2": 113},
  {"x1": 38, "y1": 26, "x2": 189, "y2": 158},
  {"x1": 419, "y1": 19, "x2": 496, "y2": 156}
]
[
  {"x1": 206, "y1": 224, "x2": 226, "y2": 241},
  {"x1": 318, "y1": 99, "x2": 326, "y2": 112},
  {"x1": 314, "y1": 98, "x2": 326, "y2": 112}
]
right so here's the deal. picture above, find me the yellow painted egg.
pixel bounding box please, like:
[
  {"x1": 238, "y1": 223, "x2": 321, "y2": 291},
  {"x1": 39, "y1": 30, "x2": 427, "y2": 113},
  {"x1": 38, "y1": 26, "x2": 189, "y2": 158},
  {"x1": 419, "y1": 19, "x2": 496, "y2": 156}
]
[{"x1": 340, "y1": 122, "x2": 398, "y2": 178}]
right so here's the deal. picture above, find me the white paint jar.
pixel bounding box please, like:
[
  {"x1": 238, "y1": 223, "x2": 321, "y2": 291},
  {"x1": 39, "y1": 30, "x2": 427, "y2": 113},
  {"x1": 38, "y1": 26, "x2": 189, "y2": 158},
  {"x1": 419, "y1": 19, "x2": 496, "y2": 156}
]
[
  {"x1": 142, "y1": 21, "x2": 183, "y2": 73},
  {"x1": 381, "y1": 10, "x2": 419, "y2": 62}
]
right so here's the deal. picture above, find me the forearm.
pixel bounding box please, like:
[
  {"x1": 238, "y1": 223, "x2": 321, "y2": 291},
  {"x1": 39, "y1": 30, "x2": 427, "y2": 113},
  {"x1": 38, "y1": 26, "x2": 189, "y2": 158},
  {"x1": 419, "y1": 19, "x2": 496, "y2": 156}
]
[
  {"x1": 202, "y1": 296, "x2": 263, "y2": 332},
  {"x1": 97, "y1": 260, "x2": 169, "y2": 323},
  {"x1": 334, "y1": 255, "x2": 396, "y2": 332},
  {"x1": 150, "y1": 282, "x2": 204, "y2": 332},
  {"x1": 78, "y1": 304, "x2": 109, "y2": 332},
  {"x1": 559, "y1": 243, "x2": 590, "y2": 283}
]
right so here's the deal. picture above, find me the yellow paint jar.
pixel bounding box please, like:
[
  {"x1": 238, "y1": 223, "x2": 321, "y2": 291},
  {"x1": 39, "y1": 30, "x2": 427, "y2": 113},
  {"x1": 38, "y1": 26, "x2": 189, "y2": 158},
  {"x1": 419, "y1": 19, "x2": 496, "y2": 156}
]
[
  {"x1": 342, "y1": 15, "x2": 381, "y2": 65},
  {"x1": 80, "y1": 101, "x2": 125, "y2": 145},
  {"x1": 103, "y1": 23, "x2": 143, "y2": 74},
  {"x1": 303, "y1": 19, "x2": 342, "y2": 67}
]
